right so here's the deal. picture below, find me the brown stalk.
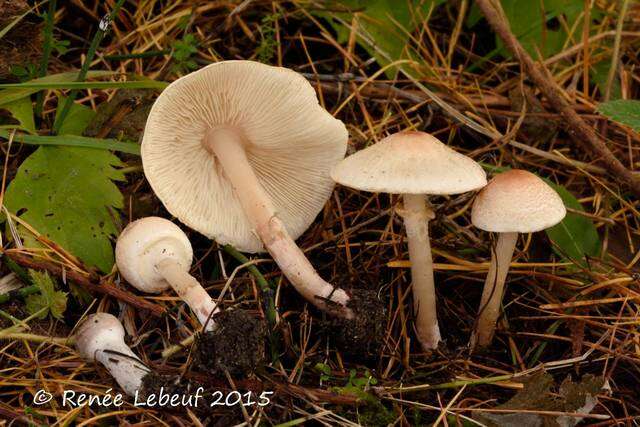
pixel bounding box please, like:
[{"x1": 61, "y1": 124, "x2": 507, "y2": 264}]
[
  {"x1": 475, "y1": 0, "x2": 640, "y2": 197},
  {"x1": 4, "y1": 251, "x2": 165, "y2": 317}
]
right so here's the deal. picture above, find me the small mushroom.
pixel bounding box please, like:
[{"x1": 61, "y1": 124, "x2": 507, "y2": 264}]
[
  {"x1": 331, "y1": 131, "x2": 486, "y2": 350},
  {"x1": 141, "y1": 61, "x2": 351, "y2": 317},
  {"x1": 116, "y1": 217, "x2": 218, "y2": 330},
  {"x1": 470, "y1": 169, "x2": 566, "y2": 349},
  {"x1": 75, "y1": 313, "x2": 148, "y2": 396}
]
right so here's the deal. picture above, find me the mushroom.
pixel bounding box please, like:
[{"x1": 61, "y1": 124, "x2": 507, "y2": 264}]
[
  {"x1": 116, "y1": 217, "x2": 218, "y2": 330},
  {"x1": 331, "y1": 131, "x2": 487, "y2": 350},
  {"x1": 75, "y1": 313, "x2": 148, "y2": 396},
  {"x1": 470, "y1": 169, "x2": 566, "y2": 349},
  {"x1": 141, "y1": 61, "x2": 351, "y2": 317}
]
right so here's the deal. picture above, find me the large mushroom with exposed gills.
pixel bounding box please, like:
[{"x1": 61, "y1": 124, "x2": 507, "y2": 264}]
[
  {"x1": 470, "y1": 169, "x2": 566, "y2": 349},
  {"x1": 331, "y1": 131, "x2": 487, "y2": 351},
  {"x1": 141, "y1": 60, "x2": 352, "y2": 318}
]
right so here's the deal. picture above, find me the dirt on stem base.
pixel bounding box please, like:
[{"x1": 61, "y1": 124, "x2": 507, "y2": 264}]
[
  {"x1": 328, "y1": 289, "x2": 386, "y2": 358},
  {"x1": 194, "y1": 309, "x2": 267, "y2": 376}
]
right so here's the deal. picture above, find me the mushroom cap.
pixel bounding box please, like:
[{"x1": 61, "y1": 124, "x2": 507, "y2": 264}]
[
  {"x1": 142, "y1": 60, "x2": 348, "y2": 253},
  {"x1": 116, "y1": 217, "x2": 193, "y2": 293},
  {"x1": 472, "y1": 169, "x2": 566, "y2": 233},
  {"x1": 331, "y1": 131, "x2": 487, "y2": 195},
  {"x1": 75, "y1": 313, "x2": 125, "y2": 361}
]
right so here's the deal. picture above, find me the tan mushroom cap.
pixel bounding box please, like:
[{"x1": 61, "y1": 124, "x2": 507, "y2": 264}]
[
  {"x1": 331, "y1": 131, "x2": 486, "y2": 195},
  {"x1": 142, "y1": 60, "x2": 348, "y2": 253},
  {"x1": 472, "y1": 169, "x2": 566, "y2": 233}
]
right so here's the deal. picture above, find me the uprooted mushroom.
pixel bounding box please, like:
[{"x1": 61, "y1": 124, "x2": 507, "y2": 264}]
[
  {"x1": 141, "y1": 60, "x2": 384, "y2": 349},
  {"x1": 75, "y1": 312, "x2": 150, "y2": 396},
  {"x1": 116, "y1": 217, "x2": 219, "y2": 330},
  {"x1": 116, "y1": 216, "x2": 265, "y2": 374},
  {"x1": 75, "y1": 312, "x2": 205, "y2": 402}
]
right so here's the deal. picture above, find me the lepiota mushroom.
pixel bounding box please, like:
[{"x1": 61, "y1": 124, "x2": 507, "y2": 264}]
[
  {"x1": 75, "y1": 313, "x2": 148, "y2": 396},
  {"x1": 141, "y1": 60, "x2": 351, "y2": 317},
  {"x1": 116, "y1": 217, "x2": 218, "y2": 330},
  {"x1": 331, "y1": 131, "x2": 486, "y2": 350},
  {"x1": 470, "y1": 169, "x2": 566, "y2": 349}
]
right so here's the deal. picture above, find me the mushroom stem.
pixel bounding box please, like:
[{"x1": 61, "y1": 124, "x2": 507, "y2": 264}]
[
  {"x1": 400, "y1": 194, "x2": 440, "y2": 351},
  {"x1": 471, "y1": 231, "x2": 518, "y2": 349},
  {"x1": 95, "y1": 342, "x2": 147, "y2": 396},
  {"x1": 156, "y1": 258, "x2": 219, "y2": 330},
  {"x1": 204, "y1": 129, "x2": 353, "y2": 318}
]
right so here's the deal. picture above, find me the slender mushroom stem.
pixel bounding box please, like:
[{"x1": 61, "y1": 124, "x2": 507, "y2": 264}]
[
  {"x1": 400, "y1": 194, "x2": 440, "y2": 351},
  {"x1": 156, "y1": 258, "x2": 219, "y2": 330},
  {"x1": 204, "y1": 129, "x2": 353, "y2": 318},
  {"x1": 95, "y1": 342, "x2": 148, "y2": 397},
  {"x1": 471, "y1": 231, "x2": 518, "y2": 349}
]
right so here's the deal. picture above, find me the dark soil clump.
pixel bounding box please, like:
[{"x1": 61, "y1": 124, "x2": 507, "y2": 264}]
[
  {"x1": 329, "y1": 289, "x2": 386, "y2": 358},
  {"x1": 195, "y1": 309, "x2": 266, "y2": 376},
  {"x1": 138, "y1": 372, "x2": 193, "y2": 408}
]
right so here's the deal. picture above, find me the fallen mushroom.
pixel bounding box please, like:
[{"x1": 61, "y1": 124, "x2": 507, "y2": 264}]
[
  {"x1": 116, "y1": 216, "x2": 218, "y2": 330},
  {"x1": 141, "y1": 60, "x2": 352, "y2": 318},
  {"x1": 470, "y1": 169, "x2": 566, "y2": 349},
  {"x1": 331, "y1": 131, "x2": 487, "y2": 350},
  {"x1": 75, "y1": 312, "x2": 149, "y2": 396}
]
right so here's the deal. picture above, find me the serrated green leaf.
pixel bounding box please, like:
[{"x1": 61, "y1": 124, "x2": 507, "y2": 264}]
[
  {"x1": 4, "y1": 146, "x2": 124, "y2": 271},
  {"x1": 3, "y1": 95, "x2": 125, "y2": 271},
  {"x1": 544, "y1": 180, "x2": 601, "y2": 266},
  {"x1": 25, "y1": 269, "x2": 67, "y2": 320},
  {"x1": 4, "y1": 98, "x2": 124, "y2": 272},
  {"x1": 597, "y1": 100, "x2": 640, "y2": 132}
]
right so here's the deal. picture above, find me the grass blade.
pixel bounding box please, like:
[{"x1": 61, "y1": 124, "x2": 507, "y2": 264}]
[
  {"x1": 53, "y1": 0, "x2": 127, "y2": 134},
  {"x1": 0, "y1": 129, "x2": 140, "y2": 155},
  {"x1": 0, "y1": 71, "x2": 116, "y2": 107}
]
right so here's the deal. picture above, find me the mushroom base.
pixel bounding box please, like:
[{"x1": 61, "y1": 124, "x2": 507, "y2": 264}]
[
  {"x1": 327, "y1": 289, "x2": 386, "y2": 358},
  {"x1": 195, "y1": 309, "x2": 267, "y2": 376}
]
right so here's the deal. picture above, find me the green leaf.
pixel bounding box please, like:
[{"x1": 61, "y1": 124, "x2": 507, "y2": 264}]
[
  {"x1": 0, "y1": 70, "x2": 115, "y2": 107},
  {"x1": 25, "y1": 269, "x2": 67, "y2": 320},
  {"x1": 4, "y1": 146, "x2": 125, "y2": 271},
  {"x1": 470, "y1": 0, "x2": 602, "y2": 60},
  {"x1": 1, "y1": 97, "x2": 36, "y2": 133},
  {"x1": 316, "y1": 0, "x2": 445, "y2": 76},
  {"x1": 544, "y1": 180, "x2": 601, "y2": 266},
  {"x1": 597, "y1": 99, "x2": 640, "y2": 132},
  {"x1": 54, "y1": 95, "x2": 96, "y2": 135},
  {"x1": 3, "y1": 98, "x2": 125, "y2": 271},
  {"x1": 591, "y1": 60, "x2": 621, "y2": 100}
]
